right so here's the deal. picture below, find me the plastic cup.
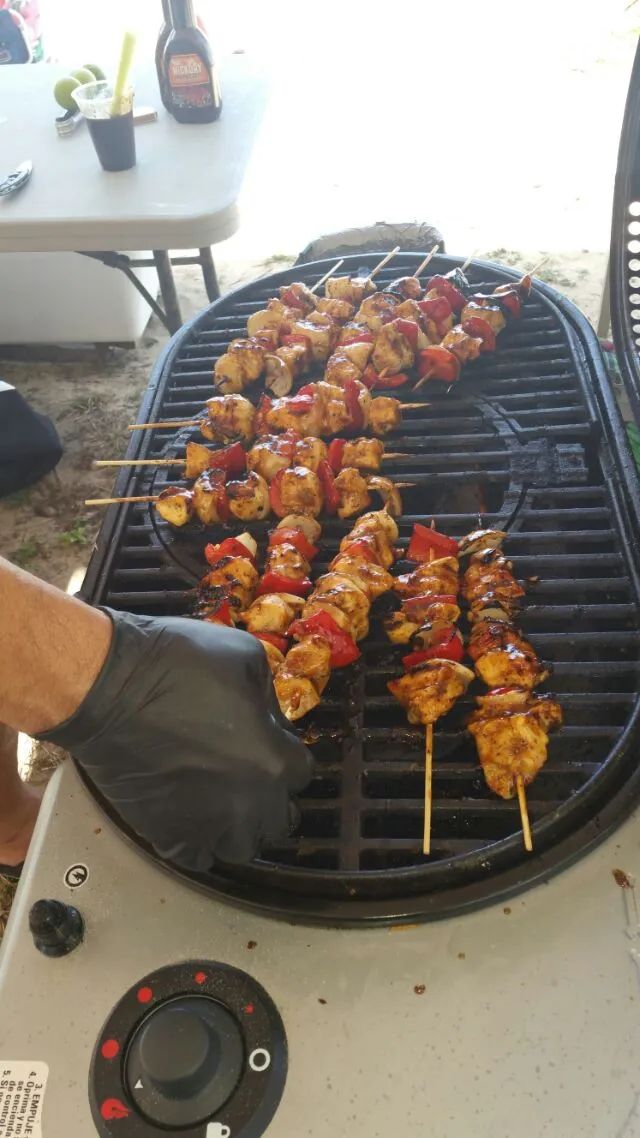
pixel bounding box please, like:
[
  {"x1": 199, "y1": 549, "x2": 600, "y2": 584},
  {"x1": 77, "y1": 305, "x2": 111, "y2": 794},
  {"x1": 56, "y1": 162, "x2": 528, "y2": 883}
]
[{"x1": 72, "y1": 80, "x2": 136, "y2": 173}]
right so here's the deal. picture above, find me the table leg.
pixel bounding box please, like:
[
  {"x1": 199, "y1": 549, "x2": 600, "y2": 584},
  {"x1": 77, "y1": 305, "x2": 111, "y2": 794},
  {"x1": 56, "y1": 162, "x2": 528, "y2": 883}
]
[
  {"x1": 153, "y1": 250, "x2": 183, "y2": 334},
  {"x1": 199, "y1": 246, "x2": 220, "y2": 302}
]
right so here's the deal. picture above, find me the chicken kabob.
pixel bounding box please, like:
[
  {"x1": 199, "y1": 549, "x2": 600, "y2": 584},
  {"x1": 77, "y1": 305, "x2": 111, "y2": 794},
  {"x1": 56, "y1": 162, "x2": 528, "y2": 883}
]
[
  {"x1": 385, "y1": 521, "x2": 474, "y2": 854},
  {"x1": 212, "y1": 249, "x2": 401, "y2": 399},
  {"x1": 329, "y1": 260, "x2": 533, "y2": 394},
  {"x1": 459, "y1": 526, "x2": 563, "y2": 851},
  {"x1": 272, "y1": 509, "x2": 399, "y2": 720}
]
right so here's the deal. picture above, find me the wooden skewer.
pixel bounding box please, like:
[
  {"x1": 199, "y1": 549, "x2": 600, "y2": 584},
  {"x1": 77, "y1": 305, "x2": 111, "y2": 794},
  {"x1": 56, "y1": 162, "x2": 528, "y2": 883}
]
[
  {"x1": 309, "y1": 259, "x2": 345, "y2": 295},
  {"x1": 460, "y1": 249, "x2": 479, "y2": 274},
  {"x1": 411, "y1": 244, "x2": 440, "y2": 279},
  {"x1": 526, "y1": 254, "x2": 549, "y2": 279},
  {"x1": 128, "y1": 419, "x2": 200, "y2": 431},
  {"x1": 96, "y1": 451, "x2": 412, "y2": 469},
  {"x1": 516, "y1": 775, "x2": 533, "y2": 852},
  {"x1": 412, "y1": 371, "x2": 433, "y2": 392},
  {"x1": 402, "y1": 402, "x2": 430, "y2": 410},
  {"x1": 368, "y1": 246, "x2": 401, "y2": 282},
  {"x1": 85, "y1": 495, "x2": 159, "y2": 506},
  {"x1": 423, "y1": 520, "x2": 437, "y2": 855}
]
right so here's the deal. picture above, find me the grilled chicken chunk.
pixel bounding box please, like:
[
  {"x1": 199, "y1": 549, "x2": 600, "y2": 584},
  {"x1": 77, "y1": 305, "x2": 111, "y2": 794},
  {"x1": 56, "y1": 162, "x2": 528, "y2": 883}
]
[
  {"x1": 366, "y1": 475, "x2": 402, "y2": 517},
  {"x1": 394, "y1": 557, "x2": 460, "y2": 599},
  {"x1": 214, "y1": 339, "x2": 265, "y2": 394},
  {"x1": 275, "y1": 513, "x2": 322, "y2": 543},
  {"x1": 279, "y1": 281, "x2": 317, "y2": 313},
  {"x1": 334, "y1": 467, "x2": 372, "y2": 519},
  {"x1": 461, "y1": 300, "x2": 506, "y2": 336},
  {"x1": 474, "y1": 648, "x2": 549, "y2": 691},
  {"x1": 356, "y1": 292, "x2": 399, "y2": 335},
  {"x1": 312, "y1": 572, "x2": 371, "y2": 641},
  {"x1": 341, "y1": 438, "x2": 385, "y2": 472},
  {"x1": 281, "y1": 636, "x2": 332, "y2": 690},
  {"x1": 200, "y1": 556, "x2": 259, "y2": 611},
  {"x1": 183, "y1": 441, "x2": 212, "y2": 479},
  {"x1": 274, "y1": 674, "x2": 322, "y2": 721},
  {"x1": 276, "y1": 466, "x2": 324, "y2": 517},
  {"x1": 265, "y1": 541, "x2": 311, "y2": 582},
  {"x1": 293, "y1": 436, "x2": 328, "y2": 473},
  {"x1": 457, "y1": 528, "x2": 507, "y2": 557},
  {"x1": 389, "y1": 660, "x2": 474, "y2": 725},
  {"x1": 440, "y1": 326, "x2": 482, "y2": 364},
  {"x1": 389, "y1": 277, "x2": 423, "y2": 300},
  {"x1": 350, "y1": 508, "x2": 399, "y2": 545},
  {"x1": 468, "y1": 694, "x2": 563, "y2": 798},
  {"x1": 263, "y1": 354, "x2": 294, "y2": 398},
  {"x1": 247, "y1": 435, "x2": 295, "y2": 482},
  {"x1": 324, "y1": 354, "x2": 364, "y2": 387},
  {"x1": 203, "y1": 395, "x2": 255, "y2": 444},
  {"x1": 240, "y1": 592, "x2": 305, "y2": 635},
  {"x1": 368, "y1": 396, "x2": 402, "y2": 436},
  {"x1": 337, "y1": 321, "x2": 371, "y2": 345},
  {"x1": 226, "y1": 471, "x2": 270, "y2": 521},
  {"x1": 289, "y1": 317, "x2": 337, "y2": 363},
  {"x1": 315, "y1": 297, "x2": 355, "y2": 322},
  {"x1": 266, "y1": 397, "x2": 324, "y2": 438},
  {"x1": 372, "y1": 320, "x2": 416, "y2": 374},
  {"x1": 258, "y1": 639, "x2": 286, "y2": 675},
  {"x1": 383, "y1": 611, "x2": 420, "y2": 644},
  {"x1": 156, "y1": 487, "x2": 193, "y2": 527},
  {"x1": 325, "y1": 276, "x2": 376, "y2": 305},
  {"x1": 342, "y1": 340, "x2": 374, "y2": 371},
  {"x1": 192, "y1": 472, "x2": 228, "y2": 525},
  {"x1": 277, "y1": 342, "x2": 308, "y2": 377},
  {"x1": 328, "y1": 554, "x2": 394, "y2": 601}
]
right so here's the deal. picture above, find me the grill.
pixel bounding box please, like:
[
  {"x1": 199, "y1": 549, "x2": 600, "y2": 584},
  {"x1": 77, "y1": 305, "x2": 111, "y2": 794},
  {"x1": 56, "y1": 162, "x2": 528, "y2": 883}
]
[{"x1": 81, "y1": 253, "x2": 640, "y2": 927}]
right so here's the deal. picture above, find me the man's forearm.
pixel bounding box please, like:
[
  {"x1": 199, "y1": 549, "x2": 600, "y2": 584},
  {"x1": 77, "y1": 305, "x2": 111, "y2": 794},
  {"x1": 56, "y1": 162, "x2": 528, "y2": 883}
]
[{"x1": 0, "y1": 557, "x2": 112, "y2": 735}]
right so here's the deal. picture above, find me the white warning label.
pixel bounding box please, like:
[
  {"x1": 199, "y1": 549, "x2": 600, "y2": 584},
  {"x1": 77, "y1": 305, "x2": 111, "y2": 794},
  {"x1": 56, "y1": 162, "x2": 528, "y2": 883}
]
[{"x1": 0, "y1": 1063, "x2": 48, "y2": 1138}]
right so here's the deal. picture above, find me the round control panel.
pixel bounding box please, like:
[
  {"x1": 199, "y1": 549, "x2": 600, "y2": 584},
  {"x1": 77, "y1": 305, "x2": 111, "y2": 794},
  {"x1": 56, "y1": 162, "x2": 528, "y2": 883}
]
[{"x1": 90, "y1": 961, "x2": 287, "y2": 1138}]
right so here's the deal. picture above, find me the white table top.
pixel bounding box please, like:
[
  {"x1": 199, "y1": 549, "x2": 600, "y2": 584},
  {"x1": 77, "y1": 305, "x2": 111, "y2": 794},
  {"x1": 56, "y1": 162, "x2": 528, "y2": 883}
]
[{"x1": 0, "y1": 55, "x2": 267, "y2": 253}]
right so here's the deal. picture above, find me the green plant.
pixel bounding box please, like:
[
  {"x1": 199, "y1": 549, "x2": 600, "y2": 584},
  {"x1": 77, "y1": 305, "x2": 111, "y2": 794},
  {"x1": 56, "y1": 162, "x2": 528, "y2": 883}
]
[
  {"x1": 11, "y1": 539, "x2": 39, "y2": 567},
  {"x1": 60, "y1": 518, "x2": 91, "y2": 547}
]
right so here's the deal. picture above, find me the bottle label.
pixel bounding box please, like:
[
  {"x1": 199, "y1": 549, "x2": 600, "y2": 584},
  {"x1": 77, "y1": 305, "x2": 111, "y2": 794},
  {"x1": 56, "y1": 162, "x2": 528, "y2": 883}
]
[{"x1": 168, "y1": 53, "x2": 214, "y2": 107}]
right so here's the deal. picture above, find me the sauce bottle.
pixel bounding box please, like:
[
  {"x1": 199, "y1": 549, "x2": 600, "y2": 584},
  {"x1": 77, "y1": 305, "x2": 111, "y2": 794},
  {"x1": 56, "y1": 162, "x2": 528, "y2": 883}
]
[
  {"x1": 155, "y1": 0, "x2": 173, "y2": 112},
  {"x1": 163, "y1": 0, "x2": 222, "y2": 124}
]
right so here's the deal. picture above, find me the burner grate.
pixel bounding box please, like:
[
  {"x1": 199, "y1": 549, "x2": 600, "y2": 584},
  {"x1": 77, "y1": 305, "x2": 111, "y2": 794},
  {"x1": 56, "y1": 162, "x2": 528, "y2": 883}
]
[{"x1": 81, "y1": 254, "x2": 640, "y2": 925}]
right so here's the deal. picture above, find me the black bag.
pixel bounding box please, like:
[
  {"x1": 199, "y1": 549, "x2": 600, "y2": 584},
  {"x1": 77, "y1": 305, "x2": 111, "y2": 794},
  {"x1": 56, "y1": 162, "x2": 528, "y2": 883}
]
[{"x1": 0, "y1": 382, "x2": 63, "y2": 497}]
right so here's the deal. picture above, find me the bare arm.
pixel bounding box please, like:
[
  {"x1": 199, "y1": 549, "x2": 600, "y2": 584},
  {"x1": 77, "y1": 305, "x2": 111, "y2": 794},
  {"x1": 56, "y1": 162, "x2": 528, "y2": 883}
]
[{"x1": 0, "y1": 556, "x2": 113, "y2": 735}]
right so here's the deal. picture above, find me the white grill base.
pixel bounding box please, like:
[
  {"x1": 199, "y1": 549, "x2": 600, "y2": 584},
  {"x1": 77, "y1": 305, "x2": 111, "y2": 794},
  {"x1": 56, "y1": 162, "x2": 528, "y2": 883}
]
[{"x1": 1, "y1": 760, "x2": 640, "y2": 1138}]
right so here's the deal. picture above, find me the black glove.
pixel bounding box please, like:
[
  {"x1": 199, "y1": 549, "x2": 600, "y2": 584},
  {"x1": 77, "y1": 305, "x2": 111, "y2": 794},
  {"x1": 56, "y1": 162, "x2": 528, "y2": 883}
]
[{"x1": 37, "y1": 609, "x2": 313, "y2": 872}]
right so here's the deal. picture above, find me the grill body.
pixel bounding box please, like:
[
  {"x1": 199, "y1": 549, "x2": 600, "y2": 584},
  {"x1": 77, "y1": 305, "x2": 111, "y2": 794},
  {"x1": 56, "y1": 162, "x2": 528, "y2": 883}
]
[{"x1": 81, "y1": 254, "x2": 640, "y2": 926}]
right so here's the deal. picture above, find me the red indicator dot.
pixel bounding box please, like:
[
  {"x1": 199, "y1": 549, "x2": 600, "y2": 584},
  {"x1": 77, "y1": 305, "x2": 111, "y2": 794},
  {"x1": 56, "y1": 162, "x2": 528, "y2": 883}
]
[
  {"x1": 100, "y1": 1098, "x2": 130, "y2": 1121},
  {"x1": 101, "y1": 1039, "x2": 120, "y2": 1060},
  {"x1": 194, "y1": 972, "x2": 207, "y2": 985},
  {"x1": 243, "y1": 1003, "x2": 255, "y2": 1015},
  {"x1": 137, "y1": 986, "x2": 153, "y2": 1004}
]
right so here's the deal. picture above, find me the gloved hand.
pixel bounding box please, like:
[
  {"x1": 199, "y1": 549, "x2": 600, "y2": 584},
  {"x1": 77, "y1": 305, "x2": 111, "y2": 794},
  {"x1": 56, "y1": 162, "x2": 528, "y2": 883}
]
[{"x1": 37, "y1": 609, "x2": 313, "y2": 872}]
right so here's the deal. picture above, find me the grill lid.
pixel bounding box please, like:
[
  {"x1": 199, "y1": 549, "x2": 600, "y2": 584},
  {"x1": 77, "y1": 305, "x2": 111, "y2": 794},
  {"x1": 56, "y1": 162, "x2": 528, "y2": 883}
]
[{"x1": 81, "y1": 254, "x2": 640, "y2": 927}]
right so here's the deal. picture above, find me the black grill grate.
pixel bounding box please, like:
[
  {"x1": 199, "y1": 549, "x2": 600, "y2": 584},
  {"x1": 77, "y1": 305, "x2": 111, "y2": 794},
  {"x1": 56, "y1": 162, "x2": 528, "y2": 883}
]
[{"x1": 81, "y1": 254, "x2": 640, "y2": 926}]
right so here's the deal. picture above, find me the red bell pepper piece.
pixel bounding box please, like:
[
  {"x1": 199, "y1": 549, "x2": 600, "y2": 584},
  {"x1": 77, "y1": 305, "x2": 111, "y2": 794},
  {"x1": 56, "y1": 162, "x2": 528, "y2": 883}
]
[
  {"x1": 461, "y1": 316, "x2": 496, "y2": 353},
  {"x1": 427, "y1": 275, "x2": 467, "y2": 313},
  {"x1": 286, "y1": 394, "x2": 316, "y2": 416},
  {"x1": 403, "y1": 593, "x2": 458, "y2": 619},
  {"x1": 344, "y1": 377, "x2": 364, "y2": 430},
  {"x1": 418, "y1": 296, "x2": 453, "y2": 326},
  {"x1": 253, "y1": 631, "x2": 289, "y2": 654},
  {"x1": 280, "y1": 286, "x2": 308, "y2": 311},
  {"x1": 394, "y1": 317, "x2": 420, "y2": 352},
  {"x1": 328, "y1": 438, "x2": 346, "y2": 474},
  {"x1": 269, "y1": 469, "x2": 287, "y2": 518},
  {"x1": 256, "y1": 572, "x2": 313, "y2": 598},
  {"x1": 417, "y1": 346, "x2": 461, "y2": 384},
  {"x1": 255, "y1": 393, "x2": 273, "y2": 436},
  {"x1": 268, "y1": 527, "x2": 318, "y2": 561},
  {"x1": 205, "y1": 537, "x2": 256, "y2": 566},
  {"x1": 361, "y1": 365, "x2": 408, "y2": 390},
  {"x1": 297, "y1": 383, "x2": 316, "y2": 396},
  {"x1": 317, "y1": 458, "x2": 340, "y2": 514},
  {"x1": 208, "y1": 441, "x2": 247, "y2": 476},
  {"x1": 203, "y1": 470, "x2": 230, "y2": 523},
  {"x1": 407, "y1": 523, "x2": 459, "y2": 561},
  {"x1": 340, "y1": 331, "x2": 374, "y2": 346},
  {"x1": 403, "y1": 629, "x2": 464, "y2": 669},
  {"x1": 290, "y1": 610, "x2": 361, "y2": 668},
  {"x1": 494, "y1": 289, "x2": 522, "y2": 320},
  {"x1": 203, "y1": 598, "x2": 233, "y2": 626}
]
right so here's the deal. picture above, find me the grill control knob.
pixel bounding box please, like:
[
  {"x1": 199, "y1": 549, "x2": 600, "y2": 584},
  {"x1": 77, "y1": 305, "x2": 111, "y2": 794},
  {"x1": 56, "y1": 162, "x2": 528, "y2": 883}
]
[
  {"x1": 29, "y1": 899, "x2": 84, "y2": 957},
  {"x1": 126, "y1": 996, "x2": 244, "y2": 1128}
]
